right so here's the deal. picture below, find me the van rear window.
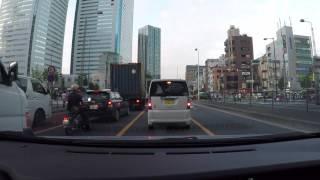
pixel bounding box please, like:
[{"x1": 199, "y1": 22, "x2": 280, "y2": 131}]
[{"x1": 150, "y1": 81, "x2": 189, "y2": 97}]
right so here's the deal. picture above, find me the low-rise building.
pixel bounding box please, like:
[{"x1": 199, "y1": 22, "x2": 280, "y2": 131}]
[
  {"x1": 185, "y1": 65, "x2": 205, "y2": 94},
  {"x1": 205, "y1": 57, "x2": 225, "y2": 92}
]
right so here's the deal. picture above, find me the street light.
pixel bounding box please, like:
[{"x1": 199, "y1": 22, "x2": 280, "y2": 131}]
[
  {"x1": 264, "y1": 38, "x2": 278, "y2": 95},
  {"x1": 195, "y1": 48, "x2": 200, "y2": 101},
  {"x1": 301, "y1": 19, "x2": 320, "y2": 105}
]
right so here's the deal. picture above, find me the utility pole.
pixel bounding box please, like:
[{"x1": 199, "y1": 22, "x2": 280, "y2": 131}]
[{"x1": 195, "y1": 48, "x2": 200, "y2": 101}]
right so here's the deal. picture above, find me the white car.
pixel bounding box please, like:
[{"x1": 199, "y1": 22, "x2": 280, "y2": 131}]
[
  {"x1": 147, "y1": 79, "x2": 192, "y2": 129},
  {"x1": 0, "y1": 61, "x2": 31, "y2": 132},
  {"x1": 16, "y1": 76, "x2": 52, "y2": 128}
]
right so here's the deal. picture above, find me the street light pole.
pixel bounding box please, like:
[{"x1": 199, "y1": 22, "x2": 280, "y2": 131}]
[
  {"x1": 195, "y1": 48, "x2": 200, "y2": 101},
  {"x1": 301, "y1": 19, "x2": 320, "y2": 105}
]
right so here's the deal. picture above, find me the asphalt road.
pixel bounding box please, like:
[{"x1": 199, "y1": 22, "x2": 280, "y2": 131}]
[{"x1": 36, "y1": 103, "x2": 296, "y2": 137}]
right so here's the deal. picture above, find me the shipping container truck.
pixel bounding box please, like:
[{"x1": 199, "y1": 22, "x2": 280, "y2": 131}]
[{"x1": 110, "y1": 63, "x2": 146, "y2": 110}]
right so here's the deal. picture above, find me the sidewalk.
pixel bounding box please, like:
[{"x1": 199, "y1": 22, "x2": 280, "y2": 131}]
[{"x1": 196, "y1": 100, "x2": 320, "y2": 133}]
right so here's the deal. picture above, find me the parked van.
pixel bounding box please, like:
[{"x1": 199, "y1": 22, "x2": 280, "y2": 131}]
[
  {"x1": 16, "y1": 76, "x2": 52, "y2": 128},
  {"x1": 0, "y1": 61, "x2": 31, "y2": 132}
]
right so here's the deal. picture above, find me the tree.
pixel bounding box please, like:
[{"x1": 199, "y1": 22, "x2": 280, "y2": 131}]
[
  {"x1": 31, "y1": 68, "x2": 43, "y2": 82},
  {"x1": 42, "y1": 70, "x2": 48, "y2": 82},
  {"x1": 76, "y1": 74, "x2": 88, "y2": 87},
  {"x1": 89, "y1": 82, "x2": 99, "y2": 90},
  {"x1": 278, "y1": 77, "x2": 288, "y2": 91},
  {"x1": 300, "y1": 73, "x2": 313, "y2": 89}
]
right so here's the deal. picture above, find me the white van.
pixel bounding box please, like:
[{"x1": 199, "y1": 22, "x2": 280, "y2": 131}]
[
  {"x1": 16, "y1": 76, "x2": 52, "y2": 128},
  {"x1": 147, "y1": 80, "x2": 192, "y2": 129},
  {"x1": 0, "y1": 61, "x2": 31, "y2": 132}
]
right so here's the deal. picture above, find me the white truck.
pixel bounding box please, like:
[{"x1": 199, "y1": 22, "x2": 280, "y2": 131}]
[{"x1": 0, "y1": 61, "x2": 31, "y2": 132}]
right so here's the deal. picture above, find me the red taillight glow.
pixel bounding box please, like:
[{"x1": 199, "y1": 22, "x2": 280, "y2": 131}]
[
  {"x1": 63, "y1": 115, "x2": 69, "y2": 126},
  {"x1": 187, "y1": 101, "x2": 191, "y2": 109},
  {"x1": 136, "y1": 99, "x2": 140, "y2": 103},
  {"x1": 107, "y1": 100, "x2": 113, "y2": 108},
  {"x1": 148, "y1": 102, "x2": 152, "y2": 110}
]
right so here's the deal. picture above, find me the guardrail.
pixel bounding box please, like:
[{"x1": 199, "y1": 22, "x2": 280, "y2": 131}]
[{"x1": 199, "y1": 95, "x2": 320, "y2": 113}]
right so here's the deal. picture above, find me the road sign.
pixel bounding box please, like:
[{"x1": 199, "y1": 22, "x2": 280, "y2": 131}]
[{"x1": 242, "y1": 72, "x2": 250, "y2": 76}]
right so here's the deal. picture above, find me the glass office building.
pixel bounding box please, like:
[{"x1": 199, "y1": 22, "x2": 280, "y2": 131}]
[
  {"x1": 294, "y1": 35, "x2": 313, "y2": 79},
  {"x1": 138, "y1": 25, "x2": 161, "y2": 80},
  {"x1": 0, "y1": 0, "x2": 68, "y2": 76},
  {"x1": 71, "y1": 0, "x2": 134, "y2": 75}
]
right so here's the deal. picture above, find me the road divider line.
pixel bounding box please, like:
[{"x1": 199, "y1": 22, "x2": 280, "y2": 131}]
[
  {"x1": 194, "y1": 103, "x2": 310, "y2": 133},
  {"x1": 192, "y1": 118, "x2": 215, "y2": 136},
  {"x1": 116, "y1": 111, "x2": 145, "y2": 136},
  {"x1": 34, "y1": 125, "x2": 63, "y2": 135}
]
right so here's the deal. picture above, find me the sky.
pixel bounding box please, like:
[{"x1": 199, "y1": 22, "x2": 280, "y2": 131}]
[{"x1": 62, "y1": 0, "x2": 320, "y2": 79}]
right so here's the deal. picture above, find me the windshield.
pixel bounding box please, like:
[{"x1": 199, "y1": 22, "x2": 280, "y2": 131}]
[{"x1": 0, "y1": 0, "x2": 320, "y2": 144}]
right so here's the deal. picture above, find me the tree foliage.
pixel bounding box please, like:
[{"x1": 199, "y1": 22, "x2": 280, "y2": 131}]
[
  {"x1": 278, "y1": 77, "x2": 288, "y2": 91},
  {"x1": 89, "y1": 82, "x2": 100, "y2": 90},
  {"x1": 300, "y1": 73, "x2": 313, "y2": 89}
]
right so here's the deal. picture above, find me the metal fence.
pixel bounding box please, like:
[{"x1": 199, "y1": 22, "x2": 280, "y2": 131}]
[{"x1": 200, "y1": 90, "x2": 320, "y2": 112}]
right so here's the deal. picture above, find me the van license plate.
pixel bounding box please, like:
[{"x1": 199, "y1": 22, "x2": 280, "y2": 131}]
[{"x1": 164, "y1": 99, "x2": 174, "y2": 105}]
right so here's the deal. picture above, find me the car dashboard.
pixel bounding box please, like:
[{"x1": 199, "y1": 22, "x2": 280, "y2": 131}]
[{"x1": 0, "y1": 135, "x2": 320, "y2": 180}]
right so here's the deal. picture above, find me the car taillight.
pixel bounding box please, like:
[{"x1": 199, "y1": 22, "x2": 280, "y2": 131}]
[
  {"x1": 136, "y1": 99, "x2": 140, "y2": 103},
  {"x1": 107, "y1": 100, "x2": 113, "y2": 107},
  {"x1": 187, "y1": 101, "x2": 192, "y2": 109},
  {"x1": 25, "y1": 112, "x2": 31, "y2": 128},
  {"x1": 148, "y1": 101, "x2": 152, "y2": 110}
]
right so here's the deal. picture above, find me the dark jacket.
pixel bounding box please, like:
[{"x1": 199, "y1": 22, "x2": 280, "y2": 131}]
[{"x1": 67, "y1": 91, "x2": 83, "y2": 112}]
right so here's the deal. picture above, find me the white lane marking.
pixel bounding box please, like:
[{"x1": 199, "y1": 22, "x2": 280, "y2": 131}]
[
  {"x1": 34, "y1": 125, "x2": 63, "y2": 135},
  {"x1": 193, "y1": 103, "x2": 311, "y2": 133}
]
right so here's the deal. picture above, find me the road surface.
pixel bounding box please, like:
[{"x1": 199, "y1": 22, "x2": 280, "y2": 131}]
[{"x1": 36, "y1": 103, "x2": 298, "y2": 137}]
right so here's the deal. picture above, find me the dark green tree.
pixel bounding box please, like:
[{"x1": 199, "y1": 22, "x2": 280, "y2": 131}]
[
  {"x1": 300, "y1": 73, "x2": 313, "y2": 89},
  {"x1": 278, "y1": 77, "x2": 288, "y2": 91},
  {"x1": 31, "y1": 68, "x2": 43, "y2": 81}
]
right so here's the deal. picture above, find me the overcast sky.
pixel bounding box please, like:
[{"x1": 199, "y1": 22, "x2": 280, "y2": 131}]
[{"x1": 62, "y1": 0, "x2": 320, "y2": 78}]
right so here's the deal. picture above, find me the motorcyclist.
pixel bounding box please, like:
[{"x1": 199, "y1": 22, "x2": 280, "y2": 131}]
[{"x1": 67, "y1": 84, "x2": 90, "y2": 129}]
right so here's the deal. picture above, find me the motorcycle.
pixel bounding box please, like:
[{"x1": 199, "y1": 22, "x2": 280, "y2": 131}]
[{"x1": 63, "y1": 107, "x2": 91, "y2": 135}]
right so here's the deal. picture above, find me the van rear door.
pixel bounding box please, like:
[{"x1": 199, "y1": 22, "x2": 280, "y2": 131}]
[{"x1": 149, "y1": 81, "x2": 189, "y2": 110}]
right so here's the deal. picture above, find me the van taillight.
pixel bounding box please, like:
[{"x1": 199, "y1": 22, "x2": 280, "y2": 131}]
[
  {"x1": 187, "y1": 101, "x2": 191, "y2": 109},
  {"x1": 148, "y1": 101, "x2": 152, "y2": 110}
]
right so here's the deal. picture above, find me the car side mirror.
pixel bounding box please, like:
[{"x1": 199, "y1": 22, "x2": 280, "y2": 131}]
[{"x1": 8, "y1": 62, "x2": 18, "y2": 82}]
